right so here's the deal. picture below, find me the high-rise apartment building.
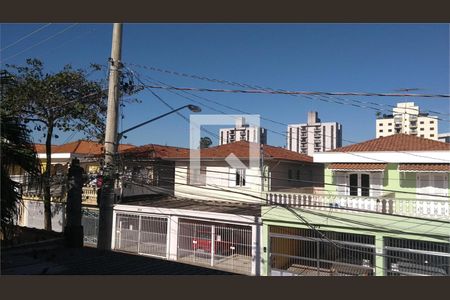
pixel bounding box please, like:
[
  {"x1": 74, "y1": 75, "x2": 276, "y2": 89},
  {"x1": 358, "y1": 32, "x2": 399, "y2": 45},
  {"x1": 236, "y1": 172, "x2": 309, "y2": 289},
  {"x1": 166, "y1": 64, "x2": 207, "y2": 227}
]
[
  {"x1": 438, "y1": 133, "x2": 450, "y2": 143},
  {"x1": 376, "y1": 102, "x2": 438, "y2": 140},
  {"x1": 219, "y1": 117, "x2": 267, "y2": 145},
  {"x1": 287, "y1": 112, "x2": 342, "y2": 156}
]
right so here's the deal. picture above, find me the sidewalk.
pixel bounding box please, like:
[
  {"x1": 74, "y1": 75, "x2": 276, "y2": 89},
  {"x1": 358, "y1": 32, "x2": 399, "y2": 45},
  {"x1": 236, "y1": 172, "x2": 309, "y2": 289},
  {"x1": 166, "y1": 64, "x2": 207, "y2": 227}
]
[{"x1": 1, "y1": 241, "x2": 233, "y2": 275}]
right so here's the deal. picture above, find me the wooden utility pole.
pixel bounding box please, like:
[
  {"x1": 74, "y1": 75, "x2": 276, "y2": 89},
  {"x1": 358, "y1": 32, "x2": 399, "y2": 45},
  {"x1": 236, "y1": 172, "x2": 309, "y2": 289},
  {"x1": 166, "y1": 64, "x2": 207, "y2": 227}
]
[{"x1": 97, "y1": 23, "x2": 122, "y2": 250}]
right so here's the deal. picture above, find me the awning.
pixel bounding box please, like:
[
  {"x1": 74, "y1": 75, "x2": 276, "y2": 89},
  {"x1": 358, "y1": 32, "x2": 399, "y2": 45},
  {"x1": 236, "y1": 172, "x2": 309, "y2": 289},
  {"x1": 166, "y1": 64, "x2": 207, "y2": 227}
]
[
  {"x1": 328, "y1": 163, "x2": 387, "y2": 171},
  {"x1": 399, "y1": 164, "x2": 450, "y2": 172}
]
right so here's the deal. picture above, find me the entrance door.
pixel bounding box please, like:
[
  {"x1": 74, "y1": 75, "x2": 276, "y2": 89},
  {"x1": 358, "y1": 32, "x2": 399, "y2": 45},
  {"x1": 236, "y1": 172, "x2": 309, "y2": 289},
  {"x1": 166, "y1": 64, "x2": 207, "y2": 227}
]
[
  {"x1": 349, "y1": 174, "x2": 358, "y2": 196},
  {"x1": 361, "y1": 174, "x2": 370, "y2": 197}
]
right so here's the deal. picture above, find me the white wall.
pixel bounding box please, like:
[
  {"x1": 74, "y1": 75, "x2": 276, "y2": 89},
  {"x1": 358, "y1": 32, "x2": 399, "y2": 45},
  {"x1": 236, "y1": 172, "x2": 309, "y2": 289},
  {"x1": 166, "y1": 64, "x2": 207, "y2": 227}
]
[{"x1": 174, "y1": 162, "x2": 265, "y2": 203}]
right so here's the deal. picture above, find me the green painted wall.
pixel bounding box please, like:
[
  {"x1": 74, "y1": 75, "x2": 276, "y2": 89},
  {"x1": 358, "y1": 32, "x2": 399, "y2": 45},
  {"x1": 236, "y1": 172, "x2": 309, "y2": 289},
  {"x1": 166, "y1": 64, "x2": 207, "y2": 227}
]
[
  {"x1": 384, "y1": 163, "x2": 416, "y2": 199},
  {"x1": 324, "y1": 163, "x2": 450, "y2": 199},
  {"x1": 324, "y1": 165, "x2": 336, "y2": 194},
  {"x1": 261, "y1": 206, "x2": 450, "y2": 276}
]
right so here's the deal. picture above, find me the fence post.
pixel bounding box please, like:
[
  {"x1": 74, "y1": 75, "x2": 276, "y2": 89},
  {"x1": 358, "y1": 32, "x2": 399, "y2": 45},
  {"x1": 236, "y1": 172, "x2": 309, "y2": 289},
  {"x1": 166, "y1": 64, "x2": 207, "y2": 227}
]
[
  {"x1": 211, "y1": 225, "x2": 215, "y2": 267},
  {"x1": 137, "y1": 215, "x2": 142, "y2": 254}
]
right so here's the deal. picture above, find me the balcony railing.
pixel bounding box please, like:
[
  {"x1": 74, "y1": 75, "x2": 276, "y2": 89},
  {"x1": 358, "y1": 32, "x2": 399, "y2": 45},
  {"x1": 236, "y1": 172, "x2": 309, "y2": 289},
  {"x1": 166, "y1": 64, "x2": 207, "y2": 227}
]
[{"x1": 265, "y1": 192, "x2": 450, "y2": 220}]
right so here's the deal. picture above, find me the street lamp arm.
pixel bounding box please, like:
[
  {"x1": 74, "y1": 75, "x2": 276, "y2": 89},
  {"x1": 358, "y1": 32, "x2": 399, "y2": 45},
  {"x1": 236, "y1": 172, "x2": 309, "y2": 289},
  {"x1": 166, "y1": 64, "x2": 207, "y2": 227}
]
[{"x1": 117, "y1": 104, "x2": 201, "y2": 141}]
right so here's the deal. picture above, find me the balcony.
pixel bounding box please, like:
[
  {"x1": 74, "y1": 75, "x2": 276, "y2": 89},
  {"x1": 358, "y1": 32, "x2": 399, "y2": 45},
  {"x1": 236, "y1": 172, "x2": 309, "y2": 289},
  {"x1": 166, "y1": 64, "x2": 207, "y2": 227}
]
[{"x1": 265, "y1": 191, "x2": 450, "y2": 220}]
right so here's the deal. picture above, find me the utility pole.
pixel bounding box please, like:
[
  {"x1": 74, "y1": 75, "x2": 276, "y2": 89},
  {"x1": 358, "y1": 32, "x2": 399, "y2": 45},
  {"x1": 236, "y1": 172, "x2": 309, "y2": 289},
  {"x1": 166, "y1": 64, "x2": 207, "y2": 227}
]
[{"x1": 97, "y1": 23, "x2": 122, "y2": 250}]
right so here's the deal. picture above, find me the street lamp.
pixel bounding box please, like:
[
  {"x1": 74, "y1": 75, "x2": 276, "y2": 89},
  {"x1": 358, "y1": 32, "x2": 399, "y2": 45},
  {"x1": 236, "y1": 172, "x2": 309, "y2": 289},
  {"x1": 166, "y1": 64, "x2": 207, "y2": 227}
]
[
  {"x1": 97, "y1": 104, "x2": 201, "y2": 251},
  {"x1": 117, "y1": 104, "x2": 202, "y2": 142}
]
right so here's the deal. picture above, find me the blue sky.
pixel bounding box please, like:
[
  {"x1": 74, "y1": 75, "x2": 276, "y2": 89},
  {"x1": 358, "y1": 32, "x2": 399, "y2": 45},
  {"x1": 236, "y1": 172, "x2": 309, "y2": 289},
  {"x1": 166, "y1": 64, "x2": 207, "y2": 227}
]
[{"x1": 1, "y1": 24, "x2": 449, "y2": 148}]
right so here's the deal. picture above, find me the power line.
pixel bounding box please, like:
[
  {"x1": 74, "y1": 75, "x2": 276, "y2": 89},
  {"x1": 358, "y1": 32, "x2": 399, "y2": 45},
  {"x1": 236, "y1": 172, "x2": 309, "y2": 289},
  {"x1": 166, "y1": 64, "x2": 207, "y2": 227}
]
[
  {"x1": 141, "y1": 84, "x2": 450, "y2": 100},
  {"x1": 124, "y1": 172, "x2": 450, "y2": 230},
  {"x1": 123, "y1": 174, "x2": 450, "y2": 240},
  {"x1": 121, "y1": 154, "x2": 449, "y2": 184},
  {"x1": 1, "y1": 24, "x2": 79, "y2": 63},
  {"x1": 0, "y1": 23, "x2": 52, "y2": 52},
  {"x1": 129, "y1": 67, "x2": 450, "y2": 164},
  {"x1": 126, "y1": 62, "x2": 450, "y2": 118},
  {"x1": 123, "y1": 163, "x2": 450, "y2": 200}
]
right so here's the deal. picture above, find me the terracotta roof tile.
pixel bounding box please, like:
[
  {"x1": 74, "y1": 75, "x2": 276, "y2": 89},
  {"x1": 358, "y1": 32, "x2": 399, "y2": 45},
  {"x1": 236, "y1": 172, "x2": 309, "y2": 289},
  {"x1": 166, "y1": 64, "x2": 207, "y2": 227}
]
[
  {"x1": 169, "y1": 141, "x2": 313, "y2": 163},
  {"x1": 34, "y1": 140, "x2": 135, "y2": 155},
  {"x1": 332, "y1": 134, "x2": 450, "y2": 152},
  {"x1": 399, "y1": 164, "x2": 450, "y2": 172},
  {"x1": 328, "y1": 163, "x2": 387, "y2": 171},
  {"x1": 34, "y1": 144, "x2": 51, "y2": 153},
  {"x1": 121, "y1": 144, "x2": 190, "y2": 159}
]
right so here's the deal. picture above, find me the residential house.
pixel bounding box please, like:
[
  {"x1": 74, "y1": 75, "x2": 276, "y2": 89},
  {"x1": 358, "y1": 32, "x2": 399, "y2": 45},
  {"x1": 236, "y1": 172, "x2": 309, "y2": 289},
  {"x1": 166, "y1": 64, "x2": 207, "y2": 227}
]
[
  {"x1": 171, "y1": 140, "x2": 324, "y2": 203},
  {"x1": 261, "y1": 134, "x2": 450, "y2": 276},
  {"x1": 16, "y1": 140, "x2": 134, "y2": 235},
  {"x1": 119, "y1": 144, "x2": 189, "y2": 198},
  {"x1": 108, "y1": 140, "x2": 324, "y2": 275}
]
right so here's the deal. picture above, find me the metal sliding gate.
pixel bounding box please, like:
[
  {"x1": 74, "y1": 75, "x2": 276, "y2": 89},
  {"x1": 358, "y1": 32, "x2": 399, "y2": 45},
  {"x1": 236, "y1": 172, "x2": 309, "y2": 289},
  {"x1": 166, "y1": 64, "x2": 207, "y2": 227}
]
[
  {"x1": 114, "y1": 213, "x2": 168, "y2": 258},
  {"x1": 81, "y1": 208, "x2": 99, "y2": 247},
  {"x1": 385, "y1": 237, "x2": 450, "y2": 276},
  {"x1": 177, "y1": 219, "x2": 253, "y2": 275},
  {"x1": 269, "y1": 226, "x2": 376, "y2": 276}
]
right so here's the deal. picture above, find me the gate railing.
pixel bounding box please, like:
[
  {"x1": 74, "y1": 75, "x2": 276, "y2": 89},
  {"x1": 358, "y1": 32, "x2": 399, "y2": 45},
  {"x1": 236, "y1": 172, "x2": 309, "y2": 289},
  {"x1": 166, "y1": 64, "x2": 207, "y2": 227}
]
[
  {"x1": 265, "y1": 192, "x2": 450, "y2": 220},
  {"x1": 114, "y1": 213, "x2": 168, "y2": 259},
  {"x1": 177, "y1": 220, "x2": 253, "y2": 275}
]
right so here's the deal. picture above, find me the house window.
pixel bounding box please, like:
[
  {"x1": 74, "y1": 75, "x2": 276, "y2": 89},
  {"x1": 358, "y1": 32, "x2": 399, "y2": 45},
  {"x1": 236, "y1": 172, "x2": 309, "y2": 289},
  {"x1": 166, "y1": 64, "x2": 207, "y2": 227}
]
[
  {"x1": 388, "y1": 129, "x2": 392, "y2": 132},
  {"x1": 361, "y1": 174, "x2": 370, "y2": 196},
  {"x1": 296, "y1": 170, "x2": 300, "y2": 180},
  {"x1": 288, "y1": 169, "x2": 293, "y2": 180},
  {"x1": 420, "y1": 135, "x2": 424, "y2": 138},
  {"x1": 420, "y1": 128, "x2": 424, "y2": 131},
  {"x1": 349, "y1": 173, "x2": 371, "y2": 197},
  {"x1": 236, "y1": 169, "x2": 246, "y2": 187},
  {"x1": 379, "y1": 123, "x2": 383, "y2": 126},
  {"x1": 416, "y1": 173, "x2": 448, "y2": 200},
  {"x1": 430, "y1": 127, "x2": 434, "y2": 131},
  {"x1": 388, "y1": 123, "x2": 392, "y2": 126},
  {"x1": 379, "y1": 129, "x2": 383, "y2": 133},
  {"x1": 349, "y1": 174, "x2": 358, "y2": 196},
  {"x1": 430, "y1": 134, "x2": 435, "y2": 137},
  {"x1": 430, "y1": 121, "x2": 434, "y2": 124}
]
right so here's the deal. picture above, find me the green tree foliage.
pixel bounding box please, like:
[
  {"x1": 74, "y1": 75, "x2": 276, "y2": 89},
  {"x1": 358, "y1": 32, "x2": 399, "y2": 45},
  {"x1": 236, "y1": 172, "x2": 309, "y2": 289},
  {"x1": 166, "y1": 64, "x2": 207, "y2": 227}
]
[
  {"x1": 200, "y1": 136, "x2": 212, "y2": 149},
  {"x1": 1, "y1": 71, "x2": 40, "y2": 239},
  {"x1": 1, "y1": 59, "x2": 141, "y2": 231}
]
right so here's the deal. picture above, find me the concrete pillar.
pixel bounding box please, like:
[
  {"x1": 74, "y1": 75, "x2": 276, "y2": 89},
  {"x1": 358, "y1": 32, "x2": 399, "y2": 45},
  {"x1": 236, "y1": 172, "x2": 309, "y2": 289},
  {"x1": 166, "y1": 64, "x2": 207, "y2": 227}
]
[
  {"x1": 251, "y1": 223, "x2": 262, "y2": 276},
  {"x1": 168, "y1": 216, "x2": 179, "y2": 260},
  {"x1": 261, "y1": 223, "x2": 270, "y2": 276},
  {"x1": 375, "y1": 234, "x2": 385, "y2": 276}
]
